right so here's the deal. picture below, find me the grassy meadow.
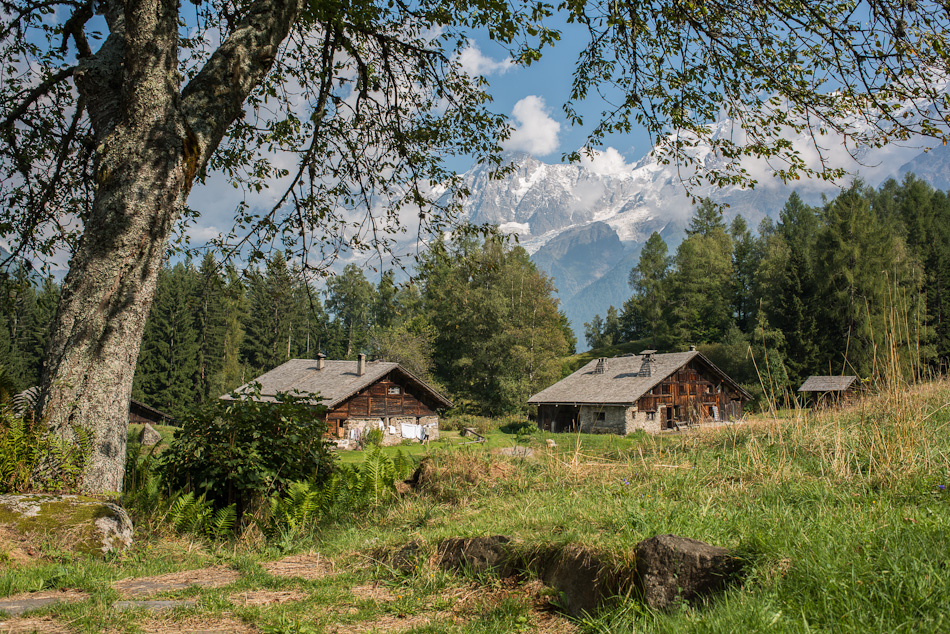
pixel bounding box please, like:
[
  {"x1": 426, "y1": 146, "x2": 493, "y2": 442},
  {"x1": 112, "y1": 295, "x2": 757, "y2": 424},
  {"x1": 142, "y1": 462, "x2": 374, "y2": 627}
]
[{"x1": 2, "y1": 379, "x2": 949, "y2": 633}]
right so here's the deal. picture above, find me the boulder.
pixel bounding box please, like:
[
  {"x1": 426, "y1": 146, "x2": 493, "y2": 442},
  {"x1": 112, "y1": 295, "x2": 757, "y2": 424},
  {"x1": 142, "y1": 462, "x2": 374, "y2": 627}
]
[
  {"x1": 138, "y1": 423, "x2": 162, "y2": 446},
  {"x1": 536, "y1": 544, "x2": 633, "y2": 617},
  {"x1": 437, "y1": 536, "x2": 514, "y2": 577},
  {"x1": 634, "y1": 534, "x2": 743, "y2": 609},
  {"x1": 0, "y1": 494, "x2": 133, "y2": 555},
  {"x1": 389, "y1": 540, "x2": 427, "y2": 573}
]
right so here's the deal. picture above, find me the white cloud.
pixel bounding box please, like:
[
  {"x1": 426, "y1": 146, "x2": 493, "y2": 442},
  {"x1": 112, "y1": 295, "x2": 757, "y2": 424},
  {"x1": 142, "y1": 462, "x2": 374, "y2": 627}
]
[
  {"x1": 456, "y1": 40, "x2": 512, "y2": 77},
  {"x1": 187, "y1": 224, "x2": 224, "y2": 243},
  {"x1": 503, "y1": 96, "x2": 561, "y2": 156},
  {"x1": 579, "y1": 147, "x2": 635, "y2": 177}
]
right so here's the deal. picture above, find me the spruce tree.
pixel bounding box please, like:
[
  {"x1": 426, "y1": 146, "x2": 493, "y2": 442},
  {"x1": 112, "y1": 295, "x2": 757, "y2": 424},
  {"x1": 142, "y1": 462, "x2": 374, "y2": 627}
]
[
  {"x1": 194, "y1": 253, "x2": 228, "y2": 403},
  {"x1": 133, "y1": 263, "x2": 200, "y2": 417}
]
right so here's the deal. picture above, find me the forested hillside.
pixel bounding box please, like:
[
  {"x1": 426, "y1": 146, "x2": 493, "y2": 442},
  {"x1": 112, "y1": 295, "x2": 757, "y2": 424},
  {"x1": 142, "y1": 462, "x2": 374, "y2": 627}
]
[
  {"x1": 584, "y1": 176, "x2": 950, "y2": 401},
  {"x1": 0, "y1": 236, "x2": 572, "y2": 418},
  {"x1": 3, "y1": 175, "x2": 947, "y2": 416}
]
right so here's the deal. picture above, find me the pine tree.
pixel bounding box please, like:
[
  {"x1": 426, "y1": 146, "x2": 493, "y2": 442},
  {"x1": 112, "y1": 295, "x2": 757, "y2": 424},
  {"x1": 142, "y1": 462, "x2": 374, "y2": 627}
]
[
  {"x1": 133, "y1": 262, "x2": 200, "y2": 417},
  {"x1": 668, "y1": 202, "x2": 734, "y2": 345},
  {"x1": 241, "y1": 252, "x2": 300, "y2": 372},
  {"x1": 324, "y1": 264, "x2": 375, "y2": 358},
  {"x1": 194, "y1": 253, "x2": 228, "y2": 403},
  {"x1": 620, "y1": 231, "x2": 671, "y2": 348}
]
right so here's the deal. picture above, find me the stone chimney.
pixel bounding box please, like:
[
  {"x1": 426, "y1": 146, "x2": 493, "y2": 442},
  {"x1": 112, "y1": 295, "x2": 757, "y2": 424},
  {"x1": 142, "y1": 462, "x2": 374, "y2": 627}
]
[
  {"x1": 316, "y1": 353, "x2": 326, "y2": 370},
  {"x1": 594, "y1": 358, "x2": 607, "y2": 374},
  {"x1": 357, "y1": 353, "x2": 366, "y2": 376},
  {"x1": 689, "y1": 345, "x2": 697, "y2": 352},
  {"x1": 639, "y1": 350, "x2": 657, "y2": 377}
]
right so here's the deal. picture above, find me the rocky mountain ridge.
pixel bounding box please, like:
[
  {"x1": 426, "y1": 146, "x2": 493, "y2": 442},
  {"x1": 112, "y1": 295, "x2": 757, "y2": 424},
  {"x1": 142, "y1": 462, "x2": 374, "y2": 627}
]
[{"x1": 458, "y1": 137, "x2": 950, "y2": 345}]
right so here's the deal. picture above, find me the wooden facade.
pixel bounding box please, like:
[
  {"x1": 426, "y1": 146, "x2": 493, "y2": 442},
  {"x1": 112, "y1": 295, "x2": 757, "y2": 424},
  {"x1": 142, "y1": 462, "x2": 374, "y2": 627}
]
[
  {"x1": 635, "y1": 359, "x2": 744, "y2": 429},
  {"x1": 128, "y1": 399, "x2": 174, "y2": 426},
  {"x1": 324, "y1": 372, "x2": 440, "y2": 438}
]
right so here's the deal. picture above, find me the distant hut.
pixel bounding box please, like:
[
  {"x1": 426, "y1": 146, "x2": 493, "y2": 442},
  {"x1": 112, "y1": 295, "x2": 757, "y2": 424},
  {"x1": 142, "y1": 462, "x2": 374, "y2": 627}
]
[
  {"x1": 528, "y1": 349, "x2": 751, "y2": 434},
  {"x1": 797, "y1": 376, "x2": 859, "y2": 406},
  {"x1": 128, "y1": 399, "x2": 176, "y2": 426},
  {"x1": 226, "y1": 353, "x2": 452, "y2": 448}
]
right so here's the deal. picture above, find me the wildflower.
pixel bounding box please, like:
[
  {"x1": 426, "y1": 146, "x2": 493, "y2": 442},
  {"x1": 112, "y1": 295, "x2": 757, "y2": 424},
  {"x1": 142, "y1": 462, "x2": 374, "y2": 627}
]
[{"x1": 939, "y1": 485, "x2": 946, "y2": 491}]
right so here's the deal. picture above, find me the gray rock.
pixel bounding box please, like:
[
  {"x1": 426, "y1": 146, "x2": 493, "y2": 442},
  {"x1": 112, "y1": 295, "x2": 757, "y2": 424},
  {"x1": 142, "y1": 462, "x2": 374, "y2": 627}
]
[
  {"x1": 437, "y1": 536, "x2": 514, "y2": 577},
  {"x1": 389, "y1": 540, "x2": 427, "y2": 573},
  {"x1": 536, "y1": 545, "x2": 632, "y2": 618},
  {"x1": 94, "y1": 503, "x2": 133, "y2": 554},
  {"x1": 0, "y1": 590, "x2": 87, "y2": 616},
  {"x1": 634, "y1": 534, "x2": 743, "y2": 609},
  {"x1": 138, "y1": 423, "x2": 162, "y2": 446},
  {"x1": 0, "y1": 494, "x2": 133, "y2": 555},
  {"x1": 113, "y1": 599, "x2": 197, "y2": 612}
]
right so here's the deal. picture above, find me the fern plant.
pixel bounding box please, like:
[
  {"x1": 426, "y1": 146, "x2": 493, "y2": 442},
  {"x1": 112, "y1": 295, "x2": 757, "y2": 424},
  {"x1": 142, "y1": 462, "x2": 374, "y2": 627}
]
[
  {"x1": 167, "y1": 492, "x2": 236, "y2": 540},
  {"x1": 267, "y1": 447, "x2": 415, "y2": 538},
  {"x1": 0, "y1": 410, "x2": 90, "y2": 493}
]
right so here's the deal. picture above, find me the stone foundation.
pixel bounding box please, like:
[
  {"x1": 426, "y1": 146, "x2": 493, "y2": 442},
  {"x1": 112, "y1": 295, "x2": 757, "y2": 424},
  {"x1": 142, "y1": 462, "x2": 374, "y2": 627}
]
[
  {"x1": 578, "y1": 405, "x2": 662, "y2": 435},
  {"x1": 337, "y1": 416, "x2": 439, "y2": 449}
]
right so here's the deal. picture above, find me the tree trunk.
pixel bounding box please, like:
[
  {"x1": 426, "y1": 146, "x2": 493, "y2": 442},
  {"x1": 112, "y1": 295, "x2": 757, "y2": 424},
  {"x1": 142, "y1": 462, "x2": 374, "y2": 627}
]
[
  {"x1": 38, "y1": 104, "x2": 193, "y2": 493},
  {"x1": 36, "y1": 0, "x2": 302, "y2": 493}
]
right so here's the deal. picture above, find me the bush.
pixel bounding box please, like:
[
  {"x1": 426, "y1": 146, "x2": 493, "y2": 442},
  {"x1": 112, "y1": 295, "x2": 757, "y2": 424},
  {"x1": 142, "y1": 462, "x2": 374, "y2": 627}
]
[
  {"x1": 362, "y1": 427, "x2": 384, "y2": 448},
  {"x1": 268, "y1": 446, "x2": 414, "y2": 536},
  {"x1": 439, "y1": 413, "x2": 494, "y2": 435},
  {"x1": 498, "y1": 416, "x2": 535, "y2": 435},
  {"x1": 158, "y1": 385, "x2": 335, "y2": 519}
]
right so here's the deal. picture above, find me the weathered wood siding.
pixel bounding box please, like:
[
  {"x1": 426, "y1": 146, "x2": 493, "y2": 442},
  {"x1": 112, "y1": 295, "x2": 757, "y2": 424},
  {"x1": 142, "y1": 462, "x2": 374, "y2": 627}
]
[
  {"x1": 324, "y1": 372, "x2": 438, "y2": 437},
  {"x1": 635, "y1": 359, "x2": 744, "y2": 428}
]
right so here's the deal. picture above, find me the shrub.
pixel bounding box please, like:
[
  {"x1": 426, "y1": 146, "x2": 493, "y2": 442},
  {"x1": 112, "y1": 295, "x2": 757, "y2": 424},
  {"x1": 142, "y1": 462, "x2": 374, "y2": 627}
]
[
  {"x1": 268, "y1": 446, "x2": 414, "y2": 535},
  {"x1": 158, "y1": 385, "x2": 334, "y2": 519},
  {"x1": 439, "y1": 413, "x2": 494, "y2": 435},
  {"x1": 362, "y1": 427, "x2": 384, "y2": 448},
  {"x1": 498, "y1": 416, "x2": 535, "y2": 435}
]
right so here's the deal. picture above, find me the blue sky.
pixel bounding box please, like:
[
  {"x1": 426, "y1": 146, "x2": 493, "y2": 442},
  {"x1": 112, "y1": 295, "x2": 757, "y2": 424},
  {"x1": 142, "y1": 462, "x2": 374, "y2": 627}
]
[{"x1": 458, "y1": 21, "x2": 651, "y2": 170}]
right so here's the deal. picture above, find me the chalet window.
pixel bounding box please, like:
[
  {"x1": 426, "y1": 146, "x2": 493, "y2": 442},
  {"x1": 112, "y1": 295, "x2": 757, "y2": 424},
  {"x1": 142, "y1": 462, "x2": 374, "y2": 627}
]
[
  {"x1": 705, "y1": 384, "x2": 713, "y2": 393},
  {"x1": 646, "y1": 412, "x2": 656, "y2": 421},
  {"x1": 388, "y1": 386, "x2": 401, "y2": 395},
  {"x1": 661, "y1": 384, "x2": 671, "y2": 394},
  {"x1": 596, "y1": 412, "x2": 606, "y2": 421}
]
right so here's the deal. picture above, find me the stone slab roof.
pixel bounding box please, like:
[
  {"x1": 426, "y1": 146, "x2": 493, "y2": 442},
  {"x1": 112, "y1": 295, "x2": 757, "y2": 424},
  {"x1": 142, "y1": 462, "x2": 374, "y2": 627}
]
[
  {"x1": 797, "y1": 375, "x2": 858, "y2": 393},
  {"x1": 223, "y1": 359, "x2": 452, "y2": 409},
  {"x1": 528, "y1": 351, "x2": 751, "y2": 406}
]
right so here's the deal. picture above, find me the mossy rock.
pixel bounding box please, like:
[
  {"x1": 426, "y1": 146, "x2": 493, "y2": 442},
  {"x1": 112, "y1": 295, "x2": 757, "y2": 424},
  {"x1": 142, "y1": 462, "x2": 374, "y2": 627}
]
[{"x1": 0, "y1": 494, "x2": 132, "y2": 556}]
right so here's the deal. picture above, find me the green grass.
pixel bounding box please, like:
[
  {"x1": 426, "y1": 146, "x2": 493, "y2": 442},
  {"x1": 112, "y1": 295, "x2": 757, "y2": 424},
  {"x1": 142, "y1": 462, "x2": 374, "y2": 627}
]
[
  {"x1": 3, "y1": 380, "x2": 949, "y2": 632},
  {"x1": 127, "y1": 422, "x2": 179, "y2": 447}
]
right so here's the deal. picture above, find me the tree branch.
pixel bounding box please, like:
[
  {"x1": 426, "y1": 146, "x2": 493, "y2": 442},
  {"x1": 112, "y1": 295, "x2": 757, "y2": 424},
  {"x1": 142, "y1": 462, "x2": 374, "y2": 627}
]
[
  {"x1": 1, "y1": 66, "x2": 75, "y2": 130},
  {"x1": 180, "y1": 0, "x2": 304, "y2": 170}
]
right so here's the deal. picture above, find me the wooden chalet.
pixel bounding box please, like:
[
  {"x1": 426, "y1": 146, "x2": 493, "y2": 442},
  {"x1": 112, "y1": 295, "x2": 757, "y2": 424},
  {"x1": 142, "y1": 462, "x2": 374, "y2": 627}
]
[
  {"x1": 227, "y1": 354, "x2": 452, "y2": 447},
  {"x1": 528, "y1": 349, "x2": 752, "y2": 434},
  {"x1": 797, "y1": 375, "x2": 859, "y2": 406}
]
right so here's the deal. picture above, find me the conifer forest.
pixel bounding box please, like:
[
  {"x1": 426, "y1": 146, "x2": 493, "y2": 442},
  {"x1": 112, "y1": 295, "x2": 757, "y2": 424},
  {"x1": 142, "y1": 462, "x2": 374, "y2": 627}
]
[{"x1": 2, "y1": 175, "x2": 948, "y2": 416}]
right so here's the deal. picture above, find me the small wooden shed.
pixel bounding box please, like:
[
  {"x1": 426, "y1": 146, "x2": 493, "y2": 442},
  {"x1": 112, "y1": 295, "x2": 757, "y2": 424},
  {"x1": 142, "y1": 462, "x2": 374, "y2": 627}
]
[
  {"x1": 227, "y1": 354, "x2": 452, "y2": 447},
  {"x1": 528, "y1": 349, "x2": 751, "y2": 434},
  {"x1": 128, "y1": 399, "x2": 176, "y2": 426},
  {"x1": 797, "y1": 376, "x2": 859, "y2": 406}
]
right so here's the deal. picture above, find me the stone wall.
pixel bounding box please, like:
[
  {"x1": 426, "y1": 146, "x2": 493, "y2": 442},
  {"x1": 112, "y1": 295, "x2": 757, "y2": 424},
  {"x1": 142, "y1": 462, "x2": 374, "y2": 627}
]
[
  {"x1": 626, "y1": 407, "x2": 662, "y2": 434},
  {"x1": 579, "y1": 405, "x2": 663, "y2": 435},
  {"x1": 335, "y1": 416, "x2": 440, "y2": 449}
]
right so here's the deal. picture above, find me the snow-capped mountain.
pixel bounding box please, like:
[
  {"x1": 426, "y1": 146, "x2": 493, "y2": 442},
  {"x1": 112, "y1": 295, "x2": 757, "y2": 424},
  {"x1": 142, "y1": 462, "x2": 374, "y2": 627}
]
[{"x1": 458, "y1": 127, "x2": 950, "y2": 345}]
